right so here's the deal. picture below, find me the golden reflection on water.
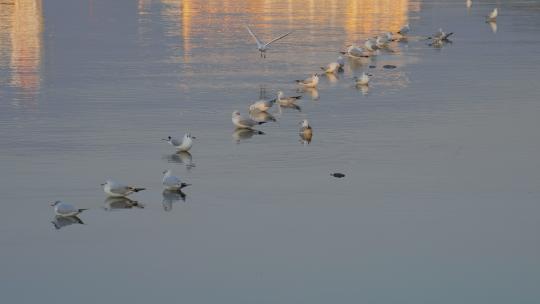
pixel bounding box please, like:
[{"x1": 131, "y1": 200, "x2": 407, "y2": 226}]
[
  {"x1": 0, "y1": 0, "x2": 43, "y2": 104},
  {"x1": 139, "y1": 0, "x2": 420, "y2": 63}
]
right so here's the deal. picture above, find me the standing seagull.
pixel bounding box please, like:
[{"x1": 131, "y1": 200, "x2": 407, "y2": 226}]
[
  {"x1": 162, "y1": 133, "x2": 195, "y2": 152},
  {"x1": 486, "y1": 8, "x2": 498, "y2": 22},
  {"x1": 50, "y1": 201, "x2": 87, "y2": 217},
  {"x1": 295, "y1": 74, "x2": 319, "y2": 88},
  {"x1": 232, "y1": 111, "x2": 266, "y2": 130},
  {"x1": 397, "y1": 24, "x2": 410, "y2": 35},
  {"x1": 299, "y1": 119, "x2": 313, "y2": 144},
  {"x1": 101, "y1": 179, "x2": 145, "y2": 197},
  {"x1": 245, "y1": 25, "x2": 292, "y2": 58},
  {"x1": 162, "y1": 170, "x2": 191, "y2": 191}
]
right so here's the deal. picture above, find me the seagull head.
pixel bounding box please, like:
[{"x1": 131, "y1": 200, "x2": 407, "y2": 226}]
[
  {"x1": 162, "y1": 136, "x2": 172, "y2": 141},
  {"x1": 50, "y1": 200, "x2": 61, "y2": 206},
  {"x1": 163, "y1": 169, "x2": 171, "y2": 176},
  {"x1": 300, "y1": 119, "x2": 310, "y2": 127},
  {"x1": 277, "y1": 91, "x2": 284, "y2": 98},
  {"x1": 233, "y1": 111, "x2": 241, "y2": 117}
]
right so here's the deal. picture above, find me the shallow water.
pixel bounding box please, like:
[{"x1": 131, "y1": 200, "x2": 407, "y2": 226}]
[{"x1": 1, "y1": 0, "x2": 539, "y2": 303}]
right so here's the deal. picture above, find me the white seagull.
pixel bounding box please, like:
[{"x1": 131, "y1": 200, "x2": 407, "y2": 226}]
[
  {"x1": 249, "y1": 98, "x2": 276, "y2": 112},
  {"x1": 397, "y1": 24, "x2": 410, "y2": 35},
  {"x1": 232, "y1": 111, "x2": 266, "y2": 129},
  {"x1": 354, "y1": 72, "x2": 371, "y2": 86},
  {"x1": 337, "y1": 56, "x2": 345, "y2": 71},
  {"x1": 162, "y1": 169, "x2": 191, "y2": 191},
  {"x1": 299, "y1": 119, "x2": 313, "y2": 144},
  {"x1": 295, "y1": 74, "x2": 319, "y2": 88},
  {"x1": 162, "y1": 133, "x2": 195, "y2": 152},
  {"x1": 486, "y1": 8, "x2": 498, "y2": 22},
  {"x1": 364, "y1": 38, "x2": 379, "y2": 52},
  {"x1": 321, "y1": 61, "x2": 340, "y2": 74},
  {"x1": 342, "y1": 45, "x2": 370, "y2": 58},
  {"x1": 276, "y1": 91, "x2": 302, "y2": 106},
  {"x1": 50, "y1": 201, "x2": 87, "y2": 217},
  {"x1": 101, "y1": 179, "x2": 145, "y2": 197},
  {"x1": 245, "y1": 25, "x2": 292, "y2": 58}
]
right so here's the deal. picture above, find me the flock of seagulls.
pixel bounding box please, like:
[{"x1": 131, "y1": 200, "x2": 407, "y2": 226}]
[{"x1": 50, "y1": 4, "x2": 500, "y2": 229}]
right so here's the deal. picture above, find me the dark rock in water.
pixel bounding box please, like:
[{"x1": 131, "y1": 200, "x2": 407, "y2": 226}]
[
  {"x1": 369, "y1": 65, "x2": 376, "y2": 69},
  {"x1": 330, "y1": 173, "x2": 346, "y2": 178},
  {"x1": 383, "y1": 65, "x2": 397, "y2": 69}
]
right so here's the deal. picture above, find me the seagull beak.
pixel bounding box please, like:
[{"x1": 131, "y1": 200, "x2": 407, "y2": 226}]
[
  {"x1": 161, "y1": 138, "x2": 168, "y2": 141},
  {"x1": 100, "y1": 183, "x2": 105, "y2": 186}
]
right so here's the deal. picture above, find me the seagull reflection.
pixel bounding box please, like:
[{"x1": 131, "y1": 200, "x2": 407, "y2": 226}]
[
  {"x1": 233, "y1": 128, "x2": 264, "y2": 143},
  {"x1": 163, "y1": 151, "x2": 195, "y2": 170},
  {"x1": 249, "y1": 110, "x2": 277, "y2": 123},
  {"x1": 51, "y1": 215, "x2": 84, "y2": 230},
  {"x1": 488, "y1": 21, "x2": 497, "y2": 33},
  {"x1": 297, "y1": 87, "x2": 319, "y2": 101},
  {"x1": 278, "y1": 103, "x2": 301, "y2": 112},
  {"x1": 356, "y1": 84, "x2": 370, "y2": 95},
  {"x1": 103, "y1": 197, "x2": 144, "y2": 211},
  {"x1": 325, "y1": 73, "x2": 339, "y2": 84},
  {"x1": 162, "y1": 190, "x2": 186, "y2": 211}
]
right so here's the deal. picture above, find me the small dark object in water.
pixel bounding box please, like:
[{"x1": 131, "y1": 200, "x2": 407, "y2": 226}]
[
  {"x1": 369, "y1": 65, "x2": 376, "y2": 69},
  {"x1": 383, "y1": 65, "x2": 397, "y2": 69},
  {"x1": 330, "y1": 173, "x2": 346, "y2": 178}
]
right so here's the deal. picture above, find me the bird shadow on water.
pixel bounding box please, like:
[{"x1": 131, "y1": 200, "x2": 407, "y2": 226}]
[
  {"x1": 232, "y1": 128, "x2": 265, "y2": 144},
  {"x1": 162, "y1": 151, "x2": 195, "y2": 170},
  {"x1": 103, "y1": 197, "x2": 145, "y2": 211},
  {"x1": 162, "y1": 190, "x2": 187, "y2": 212},
  {"x1": 51, "y1": 215, "x2": 84, "y2": 230}
]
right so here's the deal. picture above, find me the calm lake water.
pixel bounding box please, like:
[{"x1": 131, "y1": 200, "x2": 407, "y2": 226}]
[{"x1": 1, "y1": 0, "x2": 539, "y2": 303}]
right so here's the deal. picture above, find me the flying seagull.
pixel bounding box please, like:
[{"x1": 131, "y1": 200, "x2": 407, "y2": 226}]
[{"x1": 245, "y1": 25, "x2": 292, "y2": 58}]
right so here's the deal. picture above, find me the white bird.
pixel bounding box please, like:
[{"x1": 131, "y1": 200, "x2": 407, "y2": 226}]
[
  {"x1": 232, "y1": 111, "x2": 266, "y2": 129},
  {"x1": 432, "y1": 28, "x2": 454, "y2": 41},
  {"x1": 364, "y1": 38, "x2": 379, "y2": 52},
  {"x1": 486, "y1": 8, "x2": 498, "y2": 22},
  {"x1": 320, "y1": 61, "x2": 340, "y2": 74},
  {"x1": 342, "y1": 44, "x2": 370, "y2": 58},
  {"x1": 466, "y1": 0, "x2": 472, "y2": 9},
  {"x1": 162, "y1": 133, "x2": 195, "y2": 152},
  {"x1": 101, "y1": 179, "x2": 145, "y2": 197},
  {"x1": 336, "y1": 56, "x2": 345, "y2": 70},
  {"x1": 397, "y1": 24, "x2": 410, "y2": 35},
  {"x1": 245, "y1": 25, "x2": 292, "y2": 58},
  {"x1": 162, "y1": 170, "x2": 191, "y2": 191},
  {"x1": 249, "y1": 98, "x2": 276, "y2": 112},
  {"x1": 299, "y1": 119, "x2": 313, "y2": 144},
  {"x1": 50, "y1": 201, "x2": 87, "y2": 217},
  {"x1": 354, "y1": 72, "x2": 371, "y2": 86},
  {"x1": 276, "y1": 91, "x2": 302, "y2": 106},
  {"x1": 375, "y1": 36, "x2": 390, "y2": 49},
  {"x1": 295, "y1": 74, "x2": 319, "y2": 88},
  {"x1": 385, "y1": 32, "x2": 394, "y2": 41}
]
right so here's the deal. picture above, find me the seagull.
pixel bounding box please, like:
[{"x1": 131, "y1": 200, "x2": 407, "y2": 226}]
[
  {"x1": 486, "y1": 8, "x2": 498, "y2": 22},
  {"x1": 245, "y1": 25, "x2": 292, "y2": 58},
  {"x1": 232, "y1": 111, "x2": 266, "y2": 129},
  {"x1": 364, "y1": 39, "x2": 379, "y2": 52},
  {"x1": 354, "y1": 72, "x2": 371, "y2": 86},
  {"x1": 320, "y1": 62, "x2": 340, "y2": 74},
  {"x1": 341, "y1": 45, "x2": 370, "y2": 58},
  {"x1": 466, "y1": 0, "x2": 472, "y2": 9},
  {"x1": 277, "y1": 91, "x2": 302, "y2": 106},
  {"x1": 375, "y1": 36, "x2": 390, "y2": 49},
  {"x1": 336, "y1": 56, "x2": 345, "y2": 71},
  {"x1": 101, "y1": 179, "x2": 145, "y2": 197},
  {"x1": 299, "y1": 119, "x2": 313, "y2": 144},
  {"x1": 295, "y1": 74, "x2": 319, "y2": 88},
  {"x1": 162, "y1": 169, "x2": 191, "y2": 191},
  {"x1": 50, "y1": 201, "x2": 87, "y2": 217},
  {"x1": 431, "y1": 28, "x2": 454, "y2": 41},
  {"x1": 384, "y1": 32, "x2": 394, "y2": 41},
  {"x1": 397, "y1": 24, "x2": 410, "y2": 35},
  {"x1": 162, "y1": 133, "x2": 195, "y2": 152},
  {"x1": 249, "y1": 98, "x2": 276, "y2": 113}
]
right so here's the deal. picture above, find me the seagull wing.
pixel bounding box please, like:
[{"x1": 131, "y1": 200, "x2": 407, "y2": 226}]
[
  {"x1": 245, "y1": 25, "x2": 264, "y2": 48},
  {"x1": 163, "y1": 175, "x2": 181, "y2": 188},
  {"x1": 56, "y1": 203, "x2": 78, "y2": 215},
  {"x1": 264, "y1": 31, "x2": 292, "y2": 47}
]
